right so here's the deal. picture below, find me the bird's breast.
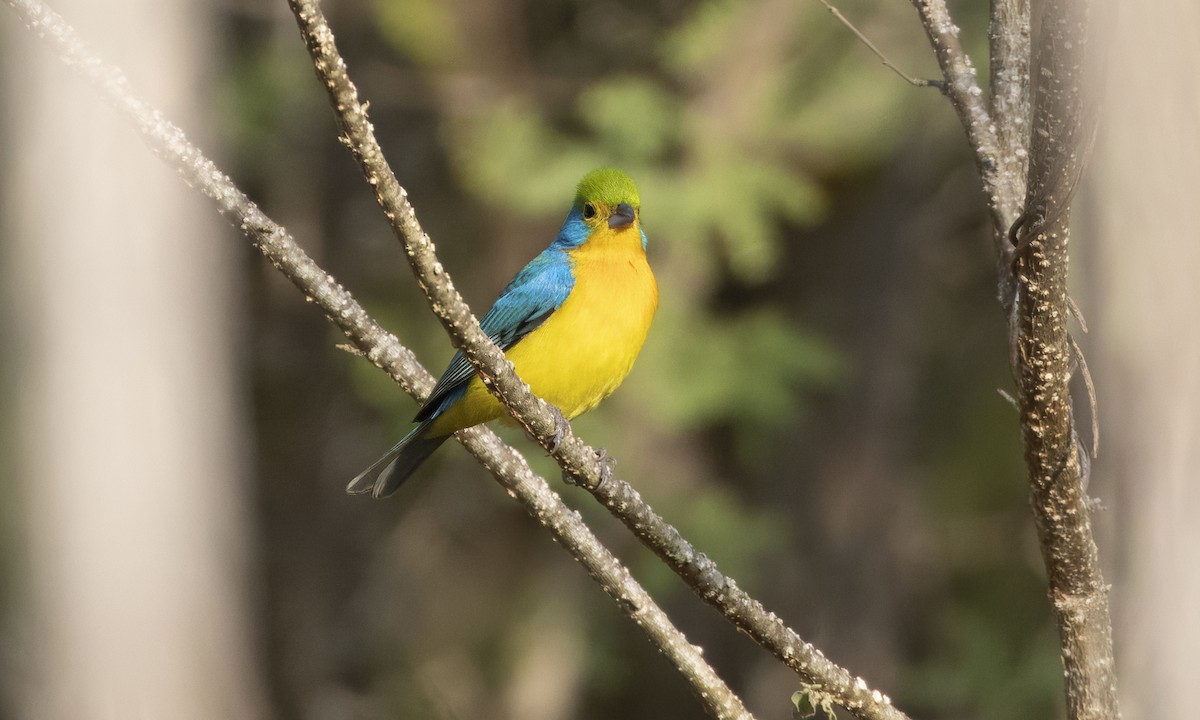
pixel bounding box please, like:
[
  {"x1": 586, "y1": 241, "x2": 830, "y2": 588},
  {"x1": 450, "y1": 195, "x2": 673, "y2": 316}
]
[{"x1": 504, "y1": 241, "x2": 657, "y2": 419}]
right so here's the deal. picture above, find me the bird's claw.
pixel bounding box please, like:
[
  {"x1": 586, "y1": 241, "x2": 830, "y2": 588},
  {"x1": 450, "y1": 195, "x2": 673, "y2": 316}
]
[
  {"x1": 560, "y1": 446, "x2": 615, "y2": 491},
  {"x1": 546, "y1": 405, "x2": 569, "y2": 453},
  {"x1": 593, "y1": 447, "x2": 614, "y2": 492}
]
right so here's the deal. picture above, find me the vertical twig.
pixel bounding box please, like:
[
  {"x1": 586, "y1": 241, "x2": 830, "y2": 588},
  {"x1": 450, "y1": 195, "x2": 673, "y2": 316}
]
[
  {"x1": 911, "y1": 0, "x2": 1028, "y2": 307},
  {"x1": 988, "y1": 0, "x2": 1032, "y2": 306},
  {"x1": 988, "y1": 0, "x2": 1032, "y2": 217},
  {"x1": 1011, "y1": 0, "x2": 1119, "y2": 716}
]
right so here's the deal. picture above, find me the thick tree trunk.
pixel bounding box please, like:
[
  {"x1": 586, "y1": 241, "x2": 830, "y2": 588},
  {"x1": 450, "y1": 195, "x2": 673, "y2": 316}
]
[
  {"x1": 1093, "y1": 0, "x2": 1200, "y2": 716},
  {"x1": 2, "y1": 2, "x2": 266, "y2": 717}
]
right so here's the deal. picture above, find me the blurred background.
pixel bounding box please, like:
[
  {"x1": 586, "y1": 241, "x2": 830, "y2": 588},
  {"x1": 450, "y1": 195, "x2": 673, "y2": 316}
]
[{"x1": 1, "y1": 0, "x2": 1195, "y2": 719}]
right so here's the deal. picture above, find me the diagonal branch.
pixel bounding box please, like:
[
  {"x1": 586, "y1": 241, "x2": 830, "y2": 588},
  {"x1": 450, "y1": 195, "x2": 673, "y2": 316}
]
[
  {"x1": 910, "y1": 0, "x2": 1001, "y2": 193},
  {"x1": 816, "y1": 0, "x2": 942, "y2": 90},
  {"x1": 285, "y1": 2, "x2": 912, "y2": 719},
  {"x1": 2, "y1": 1, "x2": 752, "y2": 717}
]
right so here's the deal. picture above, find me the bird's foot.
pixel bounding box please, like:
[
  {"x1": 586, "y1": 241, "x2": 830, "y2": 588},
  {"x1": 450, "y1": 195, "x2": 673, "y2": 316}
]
[
  {"x1": 593, "y1": 447, "x2": 615, "y2": 492},
  {"x1": 560, "y1": 446, "x2": 615, "y2": 491},
  {"x1": 545, "y1": 405, "x2": 569, "y2": 453}
]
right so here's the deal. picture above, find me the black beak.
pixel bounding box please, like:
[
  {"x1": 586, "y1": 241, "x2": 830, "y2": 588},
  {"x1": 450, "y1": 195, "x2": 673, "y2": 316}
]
[{"x1": 608, "y1": 202, "x2": 636, "y2": 229}]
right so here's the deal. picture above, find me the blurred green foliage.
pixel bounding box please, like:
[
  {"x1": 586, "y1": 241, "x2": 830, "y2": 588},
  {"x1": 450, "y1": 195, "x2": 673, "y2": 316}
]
[
  {"x1": 218, "y1": 39, "x2": 323, "y2": 179},
  {"x1": 373, "y1": 0, "x2": 461, "y2": 68},
  {"x1": 634, "y1": 301, "x2": 842, "y2": 447},
  {"x1": 635, "y1": 484, "x2": 787, "y2": 599}
]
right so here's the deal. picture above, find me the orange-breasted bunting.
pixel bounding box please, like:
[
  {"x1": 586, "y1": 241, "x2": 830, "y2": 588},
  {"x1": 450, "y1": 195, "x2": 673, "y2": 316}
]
[{"x1": 349, "y1": 168, "x2": 658, "y2": 497}]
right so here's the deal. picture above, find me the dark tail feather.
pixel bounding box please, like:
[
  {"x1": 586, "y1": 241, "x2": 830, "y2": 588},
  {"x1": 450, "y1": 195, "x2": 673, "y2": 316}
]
[{"x1": 347, "y1": 422, "x2": 449, "y2": 498}]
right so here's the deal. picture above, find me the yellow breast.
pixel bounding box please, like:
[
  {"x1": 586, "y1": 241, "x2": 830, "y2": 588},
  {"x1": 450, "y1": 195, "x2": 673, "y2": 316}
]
[{"x1": 429, "y1": 225, "x2": 657, "y2": 435}]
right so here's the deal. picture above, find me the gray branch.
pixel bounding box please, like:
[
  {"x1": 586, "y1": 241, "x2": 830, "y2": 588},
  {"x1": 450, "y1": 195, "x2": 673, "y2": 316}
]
[
  {"x1": 987, "y1": 0, "x2": 1032, "y2": 305},
  {"x1": 3, "y1": 1, "x2": 753, "y2": 717},
  {"x1": 911, "y1": 0, "x2": 1025, "y2": 307}
]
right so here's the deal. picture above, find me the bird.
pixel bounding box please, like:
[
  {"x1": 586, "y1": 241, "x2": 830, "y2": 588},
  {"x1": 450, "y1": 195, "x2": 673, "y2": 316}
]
[{"x1": 349, "y1": 167, "x2": 658, "y2": 498}]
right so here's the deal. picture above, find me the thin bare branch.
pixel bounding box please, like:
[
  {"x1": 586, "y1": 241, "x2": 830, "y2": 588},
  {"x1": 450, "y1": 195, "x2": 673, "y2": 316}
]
[
  {"x1": 910, "y1": 0, "x2": 1000, "y2": 187},
  {"x1": 1067, "y1": 295, "x2": 1089, "y2": 334},
  {"x1": 988, "y1": 0, "x2": 1032, "y2": 193},
  {"x1": 987, "y1": 0, "x2": 1032, "y2": 304},
  {"x1": 1068, "y1": 333, "x2": 1100, "y2": 459},
  {"x1": 816, "y1": 0, "x2": 942, "y2": 89},
  {"x1": 911, "y1": 0, "x2": 1029, "y2": 309},
  {"x1": 989, "y1": 0, "x2": 1031, "y2": 130},
  {"x1": 3, "y1": 1, "x2": 752, "y2": 717},
  {"x1": 285, "y1": 1, "x2": 911, "y2": 718}
]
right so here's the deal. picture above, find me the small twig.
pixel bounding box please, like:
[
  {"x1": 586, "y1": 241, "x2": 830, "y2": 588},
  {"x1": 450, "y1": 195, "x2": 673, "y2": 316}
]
[
  {"x1": 911, "y1": 0, "x2": 1026, "y2": 309},
  {"x1": 988, "y1": 0, "x2": 1032, "y2": 252},
  {"x1": 910, "y1": 0, "x2": 1002, "y2": 182},
  {"x1": 1067, "y1": 296, "x2": 1089, "y2": 334},
  {"x1": 1068, "y1": 333, "x2": 1100, "y2": 459},
  {"x1": 816, "y1": 0, "x2": 943, "y2": 90},
  {"x1": 1065, "y1": 296, "x2": 1097, "y2": 459}
]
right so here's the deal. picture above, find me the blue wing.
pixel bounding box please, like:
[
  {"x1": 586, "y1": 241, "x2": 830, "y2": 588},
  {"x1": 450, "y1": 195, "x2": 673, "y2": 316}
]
[{"x1": 414, "y1": 247, "x2": 575, "y2": 422}]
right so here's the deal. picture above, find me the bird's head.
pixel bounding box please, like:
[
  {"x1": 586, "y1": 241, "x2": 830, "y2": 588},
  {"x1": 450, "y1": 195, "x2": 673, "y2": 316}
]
[{"x1": 555, "y1": 168, "x2": 645, "y2": 250}]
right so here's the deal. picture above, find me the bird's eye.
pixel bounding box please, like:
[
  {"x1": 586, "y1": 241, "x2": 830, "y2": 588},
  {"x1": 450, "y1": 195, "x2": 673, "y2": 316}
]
[{"x1": 583, "y1": 203, "x2": 597, "y2": 219}]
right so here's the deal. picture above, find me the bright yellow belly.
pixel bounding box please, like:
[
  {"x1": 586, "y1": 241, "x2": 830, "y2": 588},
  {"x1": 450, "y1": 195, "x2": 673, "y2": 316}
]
[{"x1": 428, "y1": 244, "x2": 657, "y2": 436}]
